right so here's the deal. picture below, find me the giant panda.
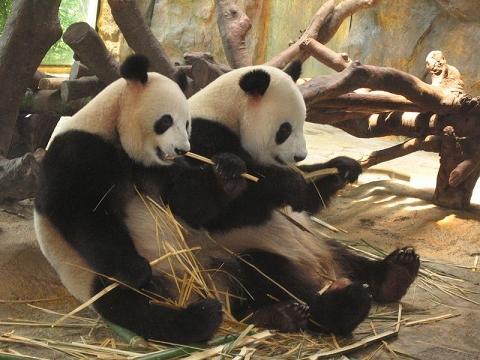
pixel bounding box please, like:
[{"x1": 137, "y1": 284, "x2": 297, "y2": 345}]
[
  {"x1": 125, "y1": 62, "x2": 421, "y2": 337},
  {"x1": 34, "y1": 55, "x2": 229, "y2": 344}
]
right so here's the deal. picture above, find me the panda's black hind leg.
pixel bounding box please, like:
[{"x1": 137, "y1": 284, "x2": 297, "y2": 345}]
[
  {"x1": 308, "y1": 282, "x2": 371, "y2": 336},
  {"x1": 329, "y1": 242, "x2": 420, "y2": 304},
  {"x1": 92, "y1": 277, "x2": 223, "y2": 343}
]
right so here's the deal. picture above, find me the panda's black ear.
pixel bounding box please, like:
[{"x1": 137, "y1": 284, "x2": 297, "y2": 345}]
[
  {"x1": 175, "y1": 69, "x2": 188, "y2": 93},
  {"x1": 239, "y1": 69, "x2": 270, "y2": 96},
  {"x1": 120, "y1": 54, "x2": 149, "y2": 84},
  {"x1": 283, "y1": 59, "x2": 302, "y2": 83}
]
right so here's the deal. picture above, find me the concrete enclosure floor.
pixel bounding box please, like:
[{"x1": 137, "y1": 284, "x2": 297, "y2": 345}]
[{"x1": 0, "y1": 123, "x2": 479, "y2": 359}]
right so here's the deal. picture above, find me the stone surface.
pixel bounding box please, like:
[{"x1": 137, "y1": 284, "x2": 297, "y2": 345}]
[
  {"x1": 141, "y1": 0, "x2": 480, "y2": 93},
  {"x1": 341, "y1": 0, "x2": 480, "y2": 94}
]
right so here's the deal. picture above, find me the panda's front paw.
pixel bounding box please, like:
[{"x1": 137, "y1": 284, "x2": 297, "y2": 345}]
[
  {"x1": 328, "y1": 156, "x2": 362, "y2": 183},
  {"x1": 212, "y1": 153, "x2": 247, "y2": 196}
]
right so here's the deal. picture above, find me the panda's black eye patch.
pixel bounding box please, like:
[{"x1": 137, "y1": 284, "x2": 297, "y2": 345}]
[
  {"x1": 154, "y1": 115, "x2": 173, "y2": 134},
  {"x1": 275, "y1": 122, "x2": 292, "y2": 144}
]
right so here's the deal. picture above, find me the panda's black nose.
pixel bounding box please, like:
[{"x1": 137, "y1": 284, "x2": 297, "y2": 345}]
[
  {"x1": 294, "y1": 154, "x2": 306, "y2": 162},
  {"x1": 175, "y1": 148, "x2": 188, "y2": 155}
]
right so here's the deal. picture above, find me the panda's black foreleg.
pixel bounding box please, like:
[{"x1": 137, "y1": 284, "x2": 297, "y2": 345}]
[
  {"x1": 297, "y1": 156, "x2": 363, "y2": 213},
  {"x1": 92, "y1": 276, "x2": 223, "y2": 343},
  {"x1": 328, "y1": 241, "x2": 420, "y2": 303}
]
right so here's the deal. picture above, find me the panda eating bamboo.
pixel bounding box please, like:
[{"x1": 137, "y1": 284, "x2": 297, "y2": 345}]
[{"x1": 35, "y1": 55, "x2": 419, "y2": 344}]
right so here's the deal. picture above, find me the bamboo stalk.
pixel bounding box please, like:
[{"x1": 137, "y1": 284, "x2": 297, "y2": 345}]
[
  {"x1": 308, "y1": 330, "x2": 398, "y2": 359},
  {"x1": 405, "y1": 313, "x2": 459, "y2": 327},
  {"x1": 185, "y1": 152, "x2": 259, "y2": 182}
]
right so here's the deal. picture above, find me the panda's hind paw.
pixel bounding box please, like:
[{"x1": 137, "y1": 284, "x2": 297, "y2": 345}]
[
  {"x1": 373, "y1": 247, "x2": 420, "y2": 303},
  {"x1": 251, "y1": 300, "x2": 310, "y2": 332}
]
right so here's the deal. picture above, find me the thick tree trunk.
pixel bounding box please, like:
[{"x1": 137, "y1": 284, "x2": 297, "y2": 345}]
[
  {"x1": 0, "y1": 0, "x2": 62, "y2": 157},
  {"x1": 108, "y1": 0, "x2": 177, "y2": 79},
  {"x1": 431, "y1": 127, "x2": 480, "y2": 209},
  {"x1": 63, "y1": 22, "x2": 120, "y2": 84},
  {"x1": 266, "y1": 0, "x2": 378, "y2": 68}
]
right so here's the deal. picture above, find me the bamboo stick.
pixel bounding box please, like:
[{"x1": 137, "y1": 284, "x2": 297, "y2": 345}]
[{"x1": 185, "y1": 152, "x2": 259, "y2": 182}]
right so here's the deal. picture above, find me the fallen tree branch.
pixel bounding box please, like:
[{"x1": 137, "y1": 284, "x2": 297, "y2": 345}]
[
  {"x1": 300, "y1": 38, "x2": 351, "y2": 72},
  {"x1": 360, "y1": 136, "x2": 441, "y2": 168},
  {"x1": 0, "y1": 149, "x2": 45, "y2": 202},
  {"x1": 38, "y1": 77, "x2": 65, "y2": 90},
  {"x1": 63, "y1": 22, "x2": 120, "y2": 84},
  {"x1": 21, "y1": 90, "x2": 90, "y2": 116},
  {"x1": 108, "y1": 0, "x2": 177, "y2": 79},
  {"x1": 265, "y1": 0, "x2": 335, "y2": 68},
  {"x1": 60, "y1": 76, "x2": 105, "y2": 102},
  {"x1": 301, "y1": 62, "x2": 459, "y2": 112},
  {"x1": 215, "y1": 0, "x2": 252, "y2": 68},
  {"x1": 0, "y1": 0, "x2": 62, "y2": 156}
]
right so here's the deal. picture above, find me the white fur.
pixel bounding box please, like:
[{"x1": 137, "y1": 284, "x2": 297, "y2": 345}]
[
  {"x1": 34, "y1": 212, "x2": 94, "y2": 301},
  {"x1": 49, "y1": 73, "x2": 191, "y2": 166},
  {"x1": 125, "y1": 200, "x2": 339, "y2": 295},
  {"x1": 188, "y1": 65, "x2": 307, "y2": 166}
]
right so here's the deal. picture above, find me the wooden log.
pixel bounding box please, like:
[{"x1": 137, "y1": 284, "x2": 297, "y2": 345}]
[
  {"x1": 215, "y1": 0, "x2": 252, "y2": 68},
  {"x1": 63, "y1": 22, "x2": 120, "y2": 84},
  {"x1": 0, "y1": 0, "x2": 62, "y2": 157},
  {"x1": 310, "y1": 92, "x2": 424, "y2": 113},
  {"x1": 60, "y1": 76, "x2": 104, "y2": 102},
  {"x1": 69, "y1": 61, "x2": 93, "y2": 80},
  {"x1": 300, "y1": 38, "x2": 351, "y2": 72},
  {"x1": 20, "y1": 90, "x2": 89, "y2": 116},
  {"x1": 38, "y1": 77, "x2": 65, "y2": 90},
  {"x1": 108, "y1": 0, "x2": 177, "y2": 79},
  {"x1": 30, "y1": 71, "x2": 54, "y2": 90}
]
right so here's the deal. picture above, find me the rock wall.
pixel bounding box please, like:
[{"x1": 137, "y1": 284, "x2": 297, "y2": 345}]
[
  {"x1": 343, "y1": 0, "x2": 480, "y2": 94},
  {"x1": 100, "y1": 0, "x2": 480, "y2": 94}
]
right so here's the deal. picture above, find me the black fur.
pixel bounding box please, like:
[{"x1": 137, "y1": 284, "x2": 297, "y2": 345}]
[
  {"x1": 120, "y1": 54, "x2": 149, "y2": 84},
  {"x1": 154, "y1": 115, "x2": 173, "y2": 134},
  {"x1": 92, "y1": 276, "x2": 223, "y2": 343},
  {"x1": 239, "y1": 69, "x2": 271, "y2": 96},
  {"x1": 166, "y1": 118, "x2": 418, "y2": 335},
  {"x1": 35, "y1": 131, "x2": 152, "y2": 288},
  {"x1": 231, "y1": 249, "x2": 371, "y2": 335},
  {"x1": 283, "y1": 59, "x2": 302, "y2": 82},
  {"x1": 179, "y1": 118, "x2": 361, "y2": 231}
]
